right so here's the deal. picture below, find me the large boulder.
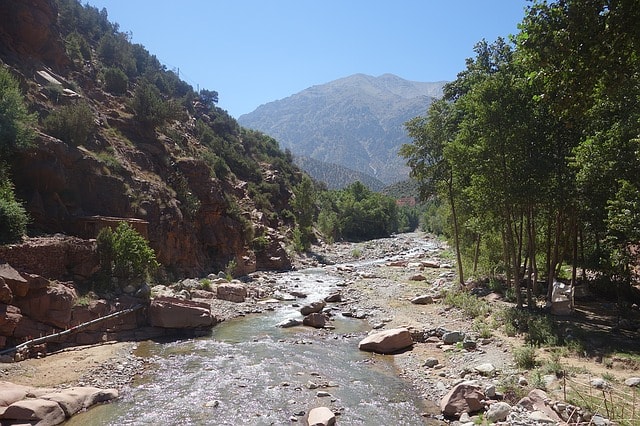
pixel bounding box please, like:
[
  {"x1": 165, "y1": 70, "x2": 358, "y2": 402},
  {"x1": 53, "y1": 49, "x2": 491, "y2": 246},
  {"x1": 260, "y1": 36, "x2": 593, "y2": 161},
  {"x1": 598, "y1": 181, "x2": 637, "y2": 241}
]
[
  {"x1": 517, "y1": 389, "x2": 562, "y2": 424},
  {"x1": 0, "y1": 304, "x2": 22, "y2": 336},
  {"x1": 149, "y1": 296, "x2": 217, "y2": 328},
  {"x1": 307, "y1": 406, "x2": 336, "y2": 426},
  {"x1": 440, "y1": 381, "x2": 485, "y2": 417},
  {"x1": 0, "y1": 263, "x2": 28, "y2": 297},
  {"x1": 13, "y1": 282, "x2": 76, "y2": 328},
  {"x1": 0, "y1": 398, "x2": 66, "y2": 426},
  {"x1": 216, "y1": 282, "x2": 247, "y2": 303},
  {"x1": 41, "y1": 387, "x2": 118, "y2": 417},
  {"x1": 300, "y1": 300, "x2": 326, "y2": 316},
  {"x1": 358, "y1": 328, "x2": 413, "y2": 354},
  {"x1": 302, "y1": 313, "x2": 326, "y2": 328}
]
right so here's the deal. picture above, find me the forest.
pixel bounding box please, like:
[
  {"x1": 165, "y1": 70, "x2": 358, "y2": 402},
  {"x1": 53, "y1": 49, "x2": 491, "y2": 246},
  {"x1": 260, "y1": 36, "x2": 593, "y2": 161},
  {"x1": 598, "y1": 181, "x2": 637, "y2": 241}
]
[{"x1": 401, "y1": 0, "x2": 640, "y2": 308}]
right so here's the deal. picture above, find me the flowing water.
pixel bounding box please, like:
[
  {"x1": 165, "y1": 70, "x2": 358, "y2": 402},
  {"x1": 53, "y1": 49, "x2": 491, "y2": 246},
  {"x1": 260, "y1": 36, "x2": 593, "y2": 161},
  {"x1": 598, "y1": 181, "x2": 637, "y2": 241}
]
[{"x1": 70, "y1": 238, "x2": 442, "y2": 425}]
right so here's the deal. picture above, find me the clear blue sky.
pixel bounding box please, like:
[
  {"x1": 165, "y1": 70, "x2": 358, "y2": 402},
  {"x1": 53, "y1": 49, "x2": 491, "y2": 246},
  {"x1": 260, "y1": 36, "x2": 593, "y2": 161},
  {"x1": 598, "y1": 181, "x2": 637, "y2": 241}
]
[{"x1": 84, "y1": 1, "x2": 530, "y2": 118}]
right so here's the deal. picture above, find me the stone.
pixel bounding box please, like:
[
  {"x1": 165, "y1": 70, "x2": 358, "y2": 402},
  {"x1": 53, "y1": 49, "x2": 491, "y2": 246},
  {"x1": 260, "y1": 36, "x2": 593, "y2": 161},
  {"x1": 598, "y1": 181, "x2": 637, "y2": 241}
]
[
  {"x1": 300, "y1": 300, "x2": 326, "y2": 316},
  {"x1": 307, "y1": 406, "x2": 336, "y2": 426},
  {"x1": 0, "y1": 263, "x2": 29, "y2": 297},
  {"x1": 0, "y1": 279, "x2": 12, "y2": 304},
  {"x1": 485, "y1": 401, "x2": 511, "y2": 422},
  {"x1": 303, "y1": 313, "x2": 326, "y2": 328},
  {"x1": 518, "y1": 376, "x2": 528, "y2": 386},
  {"x1": 590, "y1": 378, "x2": 609, "y2": 389},
  {"x1": 149, "y1": 296, "x2": 216, "y2": 328},
  {"x1": 276, "y1": 318, "x2": 302, "y2": 328},
  {"x1": 324, "y1": 292, "x2": 342, "y2": 303},
  {"x1": 410, "y1": 295, "x2": 433, "y2": 305},
  {"x1": 1, "y1": 398, "x2": 66, "y2": 425},
  {"x1": 409, "y1": 274, "x2": 426, "y2": 281},
  {"x1": 358, "y1": 328, "x2": 413, "y2": 354},
  {"x1": 462, "y1": 339, "x2": 477, "y2": 350},
  {"x1": 13, "y1": 282, "x2": 76, "y2": 328},
  {"x1": 216, "y1": 283, "x2": 247, "y2": 303},
  {"x1": 442, "y1": 331, "x2": 465, "y2": 344},
  {"x1": 473, "y1": 363, "x2": 496, "y2": 376},
  {"x1": 517, "y1": 389, "x2": 562, "y2": 424},
  {"x1": 484, "y1": 384, "x2": 496, "y2": 399},
  {"x1": 422, "y1": 260, "x2": 441, "y2": 268},
  {"x1": 41, "y1": 387, "x2": 119, "y2": 417},
  {"x1": 529, "y1": 410, "x2": 557, "y2": 423},
  {"x1": 624, "y1": 377, "x2": 640, "y2": 387},
  {"x1": 440, "y1": 381, "x2": 485, "y2": 417},
  {"x1": 424, "y1": 357, "x2": 439, "y2": 368}
]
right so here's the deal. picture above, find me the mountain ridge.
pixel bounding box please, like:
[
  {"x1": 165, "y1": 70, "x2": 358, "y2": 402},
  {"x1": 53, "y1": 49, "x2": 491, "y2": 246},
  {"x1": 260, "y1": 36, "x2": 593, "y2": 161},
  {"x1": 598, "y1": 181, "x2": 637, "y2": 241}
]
[{"x1": 239, "y1": 74, "x2": 446, "y2": 186}]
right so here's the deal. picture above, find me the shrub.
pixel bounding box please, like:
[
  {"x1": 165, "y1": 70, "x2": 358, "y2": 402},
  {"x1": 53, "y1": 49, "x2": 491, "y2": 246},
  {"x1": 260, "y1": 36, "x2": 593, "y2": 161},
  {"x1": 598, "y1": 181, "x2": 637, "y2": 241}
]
[
  {"x1": 43, "y1": 102, "x2": 95, "y2": 146},
  {"x1": 96, "y1": 222, "x2": 159, "y2": 287},
  {"x1": 0, "y1": 66, "x2": 36, "y2": 157},
  {"x1": 102, "y1": 67, "x2": 128, "y2": 95},
  {"x1": 0, "y1": 170, "x2": 28, "y2": 244},
  {"x1": 442, "y1": 289, "x2": 491, "y2": 319},
  {"x1": 514, "y1": 344, "x2": 537, "y2": 369}
]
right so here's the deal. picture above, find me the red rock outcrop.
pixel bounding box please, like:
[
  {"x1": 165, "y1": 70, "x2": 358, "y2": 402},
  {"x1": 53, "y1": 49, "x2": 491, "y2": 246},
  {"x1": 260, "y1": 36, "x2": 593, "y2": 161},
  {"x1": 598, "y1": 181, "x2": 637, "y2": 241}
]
[{"x1": 149, "y1": 296, "x2": 217, "y2": 328}]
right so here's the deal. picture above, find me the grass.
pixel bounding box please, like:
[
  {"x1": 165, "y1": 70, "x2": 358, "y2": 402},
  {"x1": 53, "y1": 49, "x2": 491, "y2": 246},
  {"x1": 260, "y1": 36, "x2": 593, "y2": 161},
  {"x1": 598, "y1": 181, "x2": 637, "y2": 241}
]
[
  {"x1": 513, "y1": 344, "x2": 537, "y2": 369},
  {"x1": 442, "y1": 289, "x2": 492, "y2": 319}
]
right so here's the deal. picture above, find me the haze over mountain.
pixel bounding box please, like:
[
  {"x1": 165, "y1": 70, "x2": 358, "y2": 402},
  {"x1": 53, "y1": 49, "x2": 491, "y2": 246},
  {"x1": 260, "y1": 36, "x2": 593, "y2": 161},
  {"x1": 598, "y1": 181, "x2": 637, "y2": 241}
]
[{"x1": 239, "y1": 73, "x2": 446, "y2": 186}]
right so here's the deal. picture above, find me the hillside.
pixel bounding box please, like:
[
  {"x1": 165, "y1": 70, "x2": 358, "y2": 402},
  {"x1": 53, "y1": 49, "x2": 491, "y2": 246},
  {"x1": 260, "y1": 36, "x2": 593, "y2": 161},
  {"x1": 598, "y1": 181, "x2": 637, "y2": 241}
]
[
  {"x1": 238, "y1": 73, "x2": 446, "y2": 185},
  {"x1": 293, "y1": 155, "x2": 385, "y2": 191},
  {"x1": 0, "y1": 0, "x2": 303, "y2": 278}
]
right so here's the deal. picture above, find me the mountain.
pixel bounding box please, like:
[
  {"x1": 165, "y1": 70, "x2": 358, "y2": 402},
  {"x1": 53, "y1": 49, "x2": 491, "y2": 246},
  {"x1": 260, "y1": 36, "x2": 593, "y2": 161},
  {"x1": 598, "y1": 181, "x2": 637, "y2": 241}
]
[
  {"x1": 293, "y1": 156, "x2": 386, "y2": 191},
  {"x1": 0, "y1": 0, "x2": 303, "y2": 278},
  {"x1": 238, "y1": 73, "x2": 446, "y2": 186}
]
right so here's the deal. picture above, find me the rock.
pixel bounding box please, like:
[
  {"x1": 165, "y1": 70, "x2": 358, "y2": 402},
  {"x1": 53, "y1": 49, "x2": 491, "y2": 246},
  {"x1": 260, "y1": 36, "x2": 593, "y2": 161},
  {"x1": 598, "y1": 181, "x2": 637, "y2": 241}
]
[
  {"x1": 216, "y1": 282, "x2": 247, "y2": 303},
  {"x1": 40, "y1": 387, "x2": 119, "y2": 417},
  {"x1": 1, "y1": 398, "x2": 66, "y2": 426},
  {"x1": 590, "y1": 378, "x2": 609, "y2": 389},
  {"x1": 422, "y1": 260, "x2": 440, "y2": 268},
  {"x1": 529, "y1": 410, "x2": 557, "y2": 423},
  {"x1": 0, "y1": 263, "x2": 29, "y2": 297},
  {"x1": 442, "y1": 331, "x2": 465, "y2": 344},
  {"x1": 358, "y1": 328, "x2": 413, "y2": 354},
  {"x1": 408, "y1": 274, "x2": 426, "y2": 281},
  {"x1": 307, "y1": 406, "x2": 336, "y2": 426},
  {"x1": 473, "y1": 363, "x2": 496, "y2": 376},
  {"x1": 149, "y1": 296, "x2": 217, "y2": 328},
  {"x1": 410, "y1": 295, "x2": 433, "y2": 305},
  {"x1": 518, "y1": 376, "x2": 528, "y2": 386},
  {"x1": 440, "y1": 381, "x2": 485, "y2": 417},
  {"x1": 625, "y1": 377, "x2": 640, "y2": 387},
  {"x1": 485, "y1": 401, "x2": 511, "y2": 422},
  {"x1": 485, "y1": 384, "x2": 496, "y2": 399},
  {"x1": 424, "y1": 357, "x2": 439, "y2": 368},
  {"x1": 316, "y1": 391, "x2": 331, "y2": 397},
  {"x1": 0, "y1": 279, "x2": 12, "y2": 304},
  {"x1": 13, "y1": 282, "x2": 76, "y2": 328},
  {"x1": 324, "y1": 292, "x2": 342, "y2": 303},
  {"x1": 303, "y1": 313, "x2": 326, "y2": 328},
  {"x1": 300, "y1": 300, "x2": 326, "y2": 315},
  {"x1": 276, "y1": 318, "x2": 302, "y2": 328},
  {"x1": 462, "y1": 339, "x2": 477, "y2": 350},
  {"x1": 517, "y1": 389, "x2": 562, "y2": 424}
]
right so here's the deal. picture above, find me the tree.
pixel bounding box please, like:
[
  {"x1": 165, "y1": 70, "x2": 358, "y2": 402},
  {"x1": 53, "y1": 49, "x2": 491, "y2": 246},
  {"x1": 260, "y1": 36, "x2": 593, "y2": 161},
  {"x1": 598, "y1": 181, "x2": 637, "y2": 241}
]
[
  {"x1": 0, "y1": 66, "x2": 35, "y2": 159},
  {"x1": 96, "y1": 222, "x2": 159, "y2": 288},
  {"x1": 199, "y1": 89, "x2": 219, "y2": 108},
  {"x1": 291, "y1": 175, "x2": 317, "y2": 251}
]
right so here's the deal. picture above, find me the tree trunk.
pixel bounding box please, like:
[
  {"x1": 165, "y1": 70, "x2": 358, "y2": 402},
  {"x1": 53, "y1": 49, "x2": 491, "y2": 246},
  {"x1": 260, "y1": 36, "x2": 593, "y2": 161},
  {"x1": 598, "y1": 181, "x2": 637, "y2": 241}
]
[
  {"x1": 448, "y1": 174, "x2": 464, "y2": 288},
  {"x1": 505, "y1": 207, "x2": 522, "y2": 308}
]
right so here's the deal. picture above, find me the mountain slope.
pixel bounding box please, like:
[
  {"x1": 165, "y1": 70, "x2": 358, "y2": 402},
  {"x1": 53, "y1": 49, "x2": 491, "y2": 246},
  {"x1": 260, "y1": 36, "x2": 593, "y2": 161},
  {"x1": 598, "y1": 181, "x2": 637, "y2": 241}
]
[{"x1": 239, "y1": 73, "x2": 446, "y2": 185}]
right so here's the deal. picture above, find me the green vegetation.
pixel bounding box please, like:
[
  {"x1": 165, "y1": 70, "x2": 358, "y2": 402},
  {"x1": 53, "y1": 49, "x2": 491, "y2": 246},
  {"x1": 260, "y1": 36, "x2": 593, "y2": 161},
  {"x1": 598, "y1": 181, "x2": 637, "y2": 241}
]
[
  {"x1": 43, "y1": 101, "x2": 95, "y2": 146},
  {"x1": 96, "y1": 222, "x2": 159, "y2": 288},
  {"x1": 102, "y1": 67, "x2": 128, "y2": 95},
  {"x1": 401, "y1": 0, "x2": 640, "y2": 308},
  {"x1": 513, "y1": 345, "x2": 537, "y2": 369}
]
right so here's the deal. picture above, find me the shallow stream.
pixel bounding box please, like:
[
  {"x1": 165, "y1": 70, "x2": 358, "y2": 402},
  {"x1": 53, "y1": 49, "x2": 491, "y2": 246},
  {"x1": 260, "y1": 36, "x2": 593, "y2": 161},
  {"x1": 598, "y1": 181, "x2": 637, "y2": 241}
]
[{"x1": 70, "y1": 238, "x2": 440, "y2": 425}]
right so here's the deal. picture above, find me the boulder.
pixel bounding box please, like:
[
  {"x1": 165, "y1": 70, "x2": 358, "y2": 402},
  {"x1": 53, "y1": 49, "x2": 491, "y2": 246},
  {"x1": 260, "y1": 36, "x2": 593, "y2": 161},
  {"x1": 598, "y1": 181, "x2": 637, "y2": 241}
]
[
  {"x1": 303, "y1": 313, "x2": 326, "y2": 328},
  {"x1": 216, "y1": 282, "x2": 247, "y2": 303},
  {"x1": 408, "y1": 274, "x2": 426, "y2": 281},
  {"x1": 276, "y1": 318, "x2": 302, "y2": 328},
  {"x1": 307, "y1": 406, "x2": 336, "y2": 426},
  {"x1": 0, "y1": 263, "x2": 28, "y2": 297},
  {"x1": 442, "y1": 331, "x2": 465, "y2": 344},
  {"x1": 485, "y1": 401, "x2": 511, "y2": 422},
  {"x1": 411, "y1": 295, "x2": 433, "y2": 305},
  {"x1": 358, "y1": 328, "x2": 413, "y2": 354},
  {"x1": 41, "y1": 387, "x2": 118, "y2": 417},
  {"x1": 13, "y1": 282, "x2": 76, "y2": 328},
  {"x1": 324, "y1": 292, "x2": 342, "y2": 303},
  {"x1": 0, "y1": 304, "x2": 22, "y2": 335},
  {"x1": 517, "y1": 389, "x2": 562, "y2": 424},
  {"x1": 0, "y1": 382, "x2": 30, "y2": 406},
  {"x1": 149, "y1": 296, "x2": 216, "y2": 328},
  {"x1": 300, "y1": 300, "x2": 326, "y2": 316},
  {"x1": 0, "y1": 279, "x2": 12, "y2": 304},
  {"x1": 440, "y1": 381, "x2": 485, "y2": 417},
  {"x1": 474, "y1": 363, "x2": 496, "y2": 376},
  {"x1": 1, "y1": 398, "x2": 66, "y2": 426},
  {"x1": 625, "y1": 377, "x2": 640, "y2": 387}
]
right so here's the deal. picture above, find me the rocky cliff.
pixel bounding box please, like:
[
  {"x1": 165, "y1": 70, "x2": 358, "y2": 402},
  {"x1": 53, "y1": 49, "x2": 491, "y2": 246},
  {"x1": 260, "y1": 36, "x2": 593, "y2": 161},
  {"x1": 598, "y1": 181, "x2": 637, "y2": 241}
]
[{"x1": 0, "y1": 0, "x2": 299, "y2": 281}]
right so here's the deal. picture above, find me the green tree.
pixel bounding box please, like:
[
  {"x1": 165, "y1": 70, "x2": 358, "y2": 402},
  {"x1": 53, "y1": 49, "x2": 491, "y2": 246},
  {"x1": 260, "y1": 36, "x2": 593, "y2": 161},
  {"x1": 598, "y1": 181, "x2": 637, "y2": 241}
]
[
  {"x1": 96, "y1": 222, "x2": 159, "y2": 287},
  {"x1": 0, "y1": 66, "x2": 35, "y2": 158},
  {"x1": 130, "y1": 79, "x2": 174, "y2": 129},
  {"x1": 291, "y1": 175, "x2": 317, "y2": 251},
  {"x1": 0, "y1": 173, "x2": 28, "y2": 245},
  {"x1": 43, "y1": 101, "x2": 95, "y2": 146}
]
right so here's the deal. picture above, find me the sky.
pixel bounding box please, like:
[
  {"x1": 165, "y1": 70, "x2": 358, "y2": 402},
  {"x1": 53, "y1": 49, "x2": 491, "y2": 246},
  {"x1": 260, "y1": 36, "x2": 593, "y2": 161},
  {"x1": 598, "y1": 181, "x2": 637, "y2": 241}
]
[{"x1": 84, "y1": 1, "x2": 530, "y2": 118}]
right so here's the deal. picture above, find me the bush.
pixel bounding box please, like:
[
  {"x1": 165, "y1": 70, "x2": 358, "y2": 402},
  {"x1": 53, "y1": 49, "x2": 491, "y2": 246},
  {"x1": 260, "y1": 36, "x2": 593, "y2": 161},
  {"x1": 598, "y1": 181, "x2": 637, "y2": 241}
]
[
  {"x1": 43, "y1": 102, "x2": 95, "y2": 146},
  {"x1": 0, "y1": 66, "x2": 35, "y2": 157},
  {"x1": 513, "y1": 344, "x2": 537, "y2": 369},
  {"x1": 102, "y1": 67, "x2": 128, "y2": 95},
  {"x1": 96, "y1": 222, "x2": 159, "y2": 287},
  {"x1": 130, "y1": 80, "x2": 174, "y2": 128},
  {"x1": 0, "y1": 171, "x2": 28, "y2": 244}
]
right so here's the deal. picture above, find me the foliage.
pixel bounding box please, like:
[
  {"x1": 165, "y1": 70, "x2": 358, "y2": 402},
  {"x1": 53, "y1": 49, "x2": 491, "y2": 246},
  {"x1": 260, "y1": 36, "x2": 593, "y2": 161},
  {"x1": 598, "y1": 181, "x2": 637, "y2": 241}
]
[
  {"x1": 0, "y1": 173, "x2": 29, "y2": 245},
  {"x1": 102, "y1": 67, "x2": 128, "y2": 95},
  {"x1": 96, "y1": 222, "x2": 159, "y2": 287},
  {"x1": 513, "y1": 345, "x2": 537, "y2": 369},
  {"x1": 43, "y1": 101, "x2": 95, "y2": 146},
  {"x1": 0, "y1": 66, "x2": 36, "y2": 159},
  {"x1": 291, "y1": 175, "x2": 317, "y2": 251},
  {"x1": 130, "y1": 79, "x2": 175, "y2": 128},
  {"x1": 442, "y1": 289, "x2": 491, "y2": 319}
]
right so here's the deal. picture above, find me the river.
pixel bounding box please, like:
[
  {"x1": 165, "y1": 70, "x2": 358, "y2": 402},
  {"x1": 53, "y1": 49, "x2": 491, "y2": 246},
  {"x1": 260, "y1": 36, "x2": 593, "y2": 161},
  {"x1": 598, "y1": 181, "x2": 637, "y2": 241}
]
[{"x1": 69, "y1": 237, "x2": 442, "y2": 425}]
